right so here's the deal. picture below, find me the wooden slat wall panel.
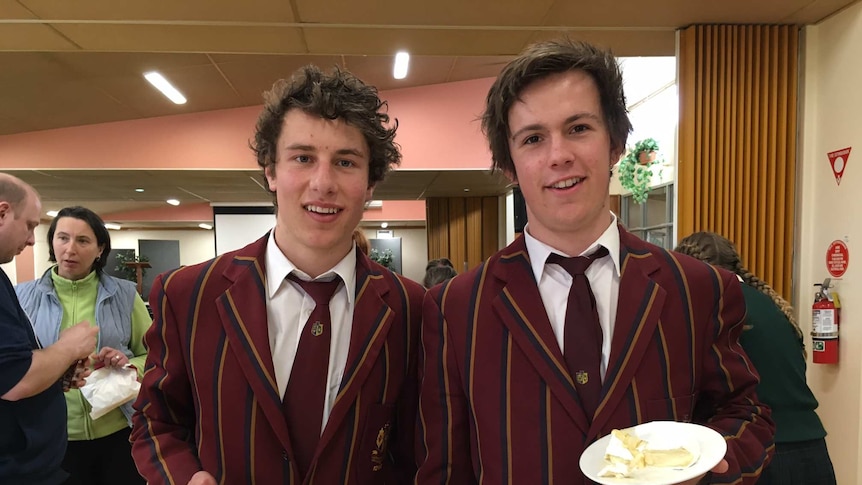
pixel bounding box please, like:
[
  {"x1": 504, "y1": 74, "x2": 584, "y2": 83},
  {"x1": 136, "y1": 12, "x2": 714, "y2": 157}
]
[
  {"x1": 482, "y1": 197, "x2": 499, "y2": 259},
  {"x1": 447, "y1": 198, "x2": 466, "y2": 272},
  {"x1": 426, "y1": 198, "x2": 449, "y2": 259},
  {"x1": 427, "y1": 196, "x2": 502, "y2": 275},
  {"x1": 466, "y1": 198, "x2": 484, "y2": 272},
  {"x1": 678, "y1": 24, "x2": 798, "y2": 299}
]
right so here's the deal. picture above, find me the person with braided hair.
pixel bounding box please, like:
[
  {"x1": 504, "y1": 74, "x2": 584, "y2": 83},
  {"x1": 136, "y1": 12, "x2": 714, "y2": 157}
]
[{"x1": 676, "y1": 231, "x2": 836, "y2": 485}]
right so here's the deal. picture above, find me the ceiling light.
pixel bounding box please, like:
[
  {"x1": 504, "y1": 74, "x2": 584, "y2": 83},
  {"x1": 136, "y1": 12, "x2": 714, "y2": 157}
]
[
  {"x1": 135, "y1": 188, "x2": 145, "y2": 192},
  {"x1": 46, "y1": 210, "x2": 58, "y2": 217},
  {"x1": 144, "y1": 71, "x2": 187, "y2": 104},
  {"x1": 463, "y1": 188, "x2": 470, "y2": 192},
  {"x1": 104, "y1": 223, "x2": 122, "y2": 230},
  {"x1": 381, "y1": 222, "x2": 389, "y2": 229},
  {"x1": 393, "y1": 51, "x2": 410, "y2": 80},
  {"x1": 166, "y1": 198, "x2": 180, "y2": 206},
  {"x1": 198, "y1": 223, "x2": 213, "y2": 230}
]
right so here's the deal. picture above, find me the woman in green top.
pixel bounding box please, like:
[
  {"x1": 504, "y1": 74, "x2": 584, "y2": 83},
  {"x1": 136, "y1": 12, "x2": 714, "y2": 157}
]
[
  {"x1": 16, "y1": 206, "x2": 150, "y2": 485},
  {"x1": 676, "y1": 232, "x2": 836, "y2": 485}
]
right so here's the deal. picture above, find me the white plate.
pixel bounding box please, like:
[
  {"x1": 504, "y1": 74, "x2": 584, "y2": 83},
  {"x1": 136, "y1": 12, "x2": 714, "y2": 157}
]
[{"x1": 579, "y1": 421, "x2": 727, "y2": 485}]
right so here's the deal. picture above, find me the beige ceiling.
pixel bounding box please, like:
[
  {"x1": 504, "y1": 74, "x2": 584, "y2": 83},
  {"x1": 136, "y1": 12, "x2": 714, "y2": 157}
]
[{"x1": 0, "y1": 0, "x2": 853, "y2": 226}]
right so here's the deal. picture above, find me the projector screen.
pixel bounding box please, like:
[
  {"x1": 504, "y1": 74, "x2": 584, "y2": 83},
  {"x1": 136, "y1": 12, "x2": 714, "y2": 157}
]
[{"x1": 213, "y1": 206, "x2": 275, "y2": 255}]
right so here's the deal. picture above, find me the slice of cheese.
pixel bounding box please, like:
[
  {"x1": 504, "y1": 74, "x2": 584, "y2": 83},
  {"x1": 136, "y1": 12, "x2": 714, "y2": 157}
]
[
  {"x1": 598, "y1": 428, "x2": 696, "y2": 478},
  {"x1": 644, "y1": 447, "x2": 695, "y2": 468},
  {"x1": 598, "y1": 429, "x2": 646, "y2": 478}
]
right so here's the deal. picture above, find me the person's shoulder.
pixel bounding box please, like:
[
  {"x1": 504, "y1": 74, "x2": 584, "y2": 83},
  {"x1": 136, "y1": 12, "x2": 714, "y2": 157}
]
[
  {"x1": 623, "y1": 233, "x2": 734, "y2": 289},
  {"x1": 101, "y1": 273, "x2": 137, "y2": 291},
  {"x1": 389, "y1": 270, "x2": 426, "y2": 299}
]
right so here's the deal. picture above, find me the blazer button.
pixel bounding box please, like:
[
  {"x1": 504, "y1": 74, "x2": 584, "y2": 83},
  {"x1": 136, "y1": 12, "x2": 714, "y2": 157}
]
[{"x1": 282, "y1": 450, "x2": 289, "y2": 461}]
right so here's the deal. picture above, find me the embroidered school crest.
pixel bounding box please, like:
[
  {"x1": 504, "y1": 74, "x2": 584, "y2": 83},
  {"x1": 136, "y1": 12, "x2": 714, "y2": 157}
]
[
  {"x1": 575, "y1": 370, "x2": 589, "y2": 385},
  {"x1": 371, "y1": 422, "x2": 391, "y2": 471}
]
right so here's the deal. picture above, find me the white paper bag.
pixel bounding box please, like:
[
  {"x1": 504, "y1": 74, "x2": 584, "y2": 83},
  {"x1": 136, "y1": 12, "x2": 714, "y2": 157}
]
[{"x1": 80, "y1": 365, "x2": 141, "y2": 420}]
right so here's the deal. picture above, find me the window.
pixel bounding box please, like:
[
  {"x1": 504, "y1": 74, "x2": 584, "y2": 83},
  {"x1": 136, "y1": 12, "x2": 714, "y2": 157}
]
[{"x1": 620, "y1": 183, "x2": 674, "y2": 250}]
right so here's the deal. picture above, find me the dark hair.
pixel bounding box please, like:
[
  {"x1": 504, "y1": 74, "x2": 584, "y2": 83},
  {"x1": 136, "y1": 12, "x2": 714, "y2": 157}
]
[
  {"x1": 48, "y1": 206, "x2": 112, "y2": 275},
  {"x1": 251, "y1": 65, "x2": 401, "y2": 200},
  {"x1": 481, "y1": 38, "x2": 632, "y2": 177},
  {"x1": 424, "y1": 265, "x2": 458, "y2": 289},
  {"x1": 675, "y1": 231, "x2": 804, "y2": 348},
  {"x1": 425, "y1": 258, "x2": 454, "y2": 273}
]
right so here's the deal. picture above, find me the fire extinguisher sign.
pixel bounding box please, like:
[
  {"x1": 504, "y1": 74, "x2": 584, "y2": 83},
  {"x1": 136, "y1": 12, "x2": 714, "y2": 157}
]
[{"x1": 826, "y1": 240, "x2": 849, "y2": 278}]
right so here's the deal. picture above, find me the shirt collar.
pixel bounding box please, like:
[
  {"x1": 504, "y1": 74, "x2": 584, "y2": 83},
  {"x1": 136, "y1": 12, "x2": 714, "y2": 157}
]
[
  {"x1": 264, "y1": 230, "x2": 357, "y2": 304},
  {"x1": 524, "y1": 212, "x2": 622, "y2": 283}
]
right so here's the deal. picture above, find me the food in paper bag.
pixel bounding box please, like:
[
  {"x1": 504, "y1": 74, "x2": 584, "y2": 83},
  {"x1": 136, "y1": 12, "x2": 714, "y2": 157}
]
[
  {"x1": 598, "y1": 428, "x2": 696, "y2": 478},
  {"x1": 80, "y1": 365, "x2": 141, "y2": 420}
]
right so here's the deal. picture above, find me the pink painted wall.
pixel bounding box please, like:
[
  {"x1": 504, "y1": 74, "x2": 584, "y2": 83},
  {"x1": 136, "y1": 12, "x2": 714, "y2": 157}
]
[
  {"x1": 1, "y1": 78, "x2": 497, "y2": 223},
  {"x1": 360, "y1": 201, "x2": 426, "y2": 221},
  {"x1": 0, "y1": 78, "x2": 495, "y2": 172},
  {"x1": 15, "y1": 246, "x2": 34, "y2": 282}
]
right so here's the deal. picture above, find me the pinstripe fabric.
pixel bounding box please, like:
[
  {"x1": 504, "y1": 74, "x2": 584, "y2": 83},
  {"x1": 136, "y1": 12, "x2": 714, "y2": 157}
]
[
  {"x1": 416, "y1": 227, "x2": 775, "y2": 485},
  {"x1": 131, "y1": 234, "x2": 425, "y2": 485}
]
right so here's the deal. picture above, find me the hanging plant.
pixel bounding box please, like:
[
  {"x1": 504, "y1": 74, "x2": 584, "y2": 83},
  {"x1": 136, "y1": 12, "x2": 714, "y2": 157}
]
[{"x1": 617, "y1": 138, "x2": 661, "y2": 204}]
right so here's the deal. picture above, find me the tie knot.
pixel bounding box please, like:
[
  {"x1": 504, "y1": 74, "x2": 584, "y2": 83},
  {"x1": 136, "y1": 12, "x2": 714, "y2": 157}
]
[
  {"x1": 288, "y1": 274, "x2": 342, "y2": 305},
  {"x1": 547, "y1": 246, "x2": 609, "y2": 276}
]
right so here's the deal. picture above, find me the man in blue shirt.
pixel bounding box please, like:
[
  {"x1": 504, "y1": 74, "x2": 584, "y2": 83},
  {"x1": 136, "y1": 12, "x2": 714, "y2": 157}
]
[{"x1": 0, "y1": 173, "x2": 99, "y2": 485}]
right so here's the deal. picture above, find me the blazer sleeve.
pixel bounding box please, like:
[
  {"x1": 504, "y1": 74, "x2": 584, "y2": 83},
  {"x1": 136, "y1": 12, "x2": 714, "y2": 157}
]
[
  {"x1": 389, "y1": 278, "x2": 424, "y2": 484},
  {"x1": 130, "y1": 272, "x2": 203, "y2": 485},
  {"x1": 696, "y1": 272, "x2": 775, "y2": 484},
  {"x1": 415, "y1": 286, "x2": 477, "y2": 485}
]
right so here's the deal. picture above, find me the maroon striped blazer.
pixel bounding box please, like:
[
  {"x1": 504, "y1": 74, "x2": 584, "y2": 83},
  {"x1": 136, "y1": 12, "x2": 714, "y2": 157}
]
[
  {"x1": 131, "y1": 235, "x2": 425, "y2": 484},
  {"x1": 416, "y1": 227, "x2": 774, "y2": 485}
]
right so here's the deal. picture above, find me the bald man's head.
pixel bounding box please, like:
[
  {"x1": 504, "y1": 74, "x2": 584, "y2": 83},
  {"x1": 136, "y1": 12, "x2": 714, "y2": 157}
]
[{"x1": 0, "y1": 173, "x2": 41, "y2": 264}]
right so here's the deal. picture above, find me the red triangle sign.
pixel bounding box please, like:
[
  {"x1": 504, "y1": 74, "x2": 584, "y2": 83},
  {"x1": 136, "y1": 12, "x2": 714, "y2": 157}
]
[{"x1": 827, "y1": 147, "x2": 851, "y2": 185}]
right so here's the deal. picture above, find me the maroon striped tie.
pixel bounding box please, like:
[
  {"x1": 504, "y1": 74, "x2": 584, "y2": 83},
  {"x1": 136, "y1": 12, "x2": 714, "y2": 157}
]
[
  {"x1": 546, "y1": 246, "x2": 609, "y2": 419},
  {"x1": 282, "y1": 274, "x2": 342, "y2": 478}
]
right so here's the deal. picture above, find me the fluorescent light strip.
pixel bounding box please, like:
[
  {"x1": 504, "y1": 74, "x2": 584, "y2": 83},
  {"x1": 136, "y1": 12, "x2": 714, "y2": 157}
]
[
  {"x1": 166, "y1": 198, "x2": 180, "y2": 206},
  {"x1": 393, "y1": 51, "x2": 410, "y2": 80},
  {"x1": 104, "y1": 223, "x2": 122, "y2": 230},
  {"x1": 46, "y1": 210, "x2": 58, "y2": 217},
  {"x1": 144, "y1": 71, "x2": 187, "y2": 104},
  {"x1": 198, "y1": 223, "x2": 213, "y2": 230}
]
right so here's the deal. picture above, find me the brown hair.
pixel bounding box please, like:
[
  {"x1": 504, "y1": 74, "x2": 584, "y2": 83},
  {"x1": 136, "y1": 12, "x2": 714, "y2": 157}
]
[
  {"x1": 353, "y1": 229, "x2": 370, "y2": 255},
  {"x1": 250, "y1": 65, "x2": 401, "y2": 200},
  {"x1": 675, "y1": 232, "x2": 805, "y2": 350},
  {"x1": 481, "y1": 38, "x2": 632, "y2": 177}
]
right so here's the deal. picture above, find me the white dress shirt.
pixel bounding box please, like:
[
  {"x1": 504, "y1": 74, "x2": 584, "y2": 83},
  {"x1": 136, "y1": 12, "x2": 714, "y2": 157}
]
[
  {"x1": 524, "y1": 214, "x2": 621, "y2": 380},
  {"x1": 264, "y1": 230, "x2": 356, "y2": 432}
]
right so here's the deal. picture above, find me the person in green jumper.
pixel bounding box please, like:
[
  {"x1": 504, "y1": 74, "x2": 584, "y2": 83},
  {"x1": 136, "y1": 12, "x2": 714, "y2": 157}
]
[
  {"x1": 15, "y1": 206, "x2": 150, "y2": 485},
  {"x1": 676, "y1": 231, "x2": 836, "y2": 485}
]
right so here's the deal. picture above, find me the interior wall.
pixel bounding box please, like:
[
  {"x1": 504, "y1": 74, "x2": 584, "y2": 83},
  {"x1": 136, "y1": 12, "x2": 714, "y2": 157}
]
[
  {"x1": 18, "y1": 224, "x2": 428, "y2": 290},
  {"x1": 800, "y1": 4, "x2": 862, "y2": 483},
  {"x1": 30, "y1": 227, "x2": 217, "y2": 281},
  {"x1": 359, "y1": 226, "x2": 427, "y2": 285}
]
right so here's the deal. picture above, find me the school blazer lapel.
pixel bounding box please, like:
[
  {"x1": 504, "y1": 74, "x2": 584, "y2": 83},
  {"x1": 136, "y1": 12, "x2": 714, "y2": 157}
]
[
  {"x1": 590, "y1": 229, "x2": 666, "y2": 438},
  {"x1": 492, "y1": 237, "x2": 591, "y2": 434},
  {"x1": 216, "y1": 236, "x2": 294, "y2": 456},
  {"x1": 317, "y1": 251, "x2": 395, "y2": 452}
]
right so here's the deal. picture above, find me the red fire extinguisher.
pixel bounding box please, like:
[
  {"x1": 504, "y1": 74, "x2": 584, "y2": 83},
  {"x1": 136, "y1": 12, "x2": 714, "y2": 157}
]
[{"x1": 812, "y1": 278, "x2": 840, "y2": 364}]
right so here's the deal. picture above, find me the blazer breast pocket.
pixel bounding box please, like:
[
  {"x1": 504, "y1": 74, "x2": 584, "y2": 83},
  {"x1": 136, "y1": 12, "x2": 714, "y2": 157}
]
[
  {"x1": 355, "y1": 403, "x2": 396, "y2": 484},
  {"x1": 645, "y1": 393, "x2": 695, "y2": 422}
]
